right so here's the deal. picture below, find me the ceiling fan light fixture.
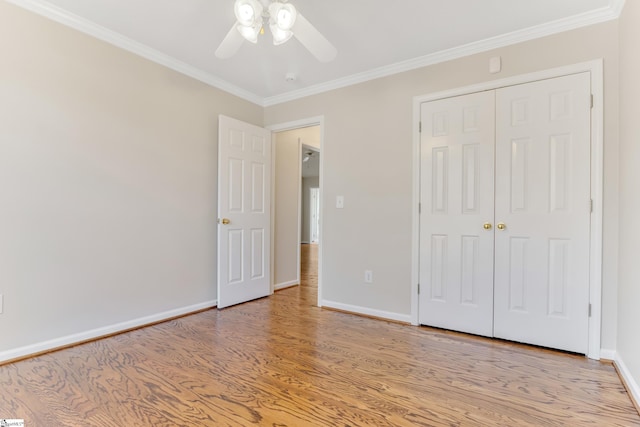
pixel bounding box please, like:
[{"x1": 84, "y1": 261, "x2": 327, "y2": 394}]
[
  {"x1": 234, "y1": 0, "x2": 263, "y2": 27},
  {"x1": 269, "y1": 2, "x2": 297, "y2": 31},
  {"x1": 217, "y1": 0, "x2": 337, "y2": 62}
]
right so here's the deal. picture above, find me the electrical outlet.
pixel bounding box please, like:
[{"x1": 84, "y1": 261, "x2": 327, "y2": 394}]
[{"x1": 364, "y1": 270, "x2": 373, "y2": 283}]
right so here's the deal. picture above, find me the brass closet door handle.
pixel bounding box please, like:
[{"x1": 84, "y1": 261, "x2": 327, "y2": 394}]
[
  {"x1": 483, "y1": 223, "x2": 492, "y2": 230},
  {"x1": 497, "y1": 222, "x2": 506, "y2": 230},
  {"x1": 219, "y1": 218, "x2": 231, "y2": 225}
]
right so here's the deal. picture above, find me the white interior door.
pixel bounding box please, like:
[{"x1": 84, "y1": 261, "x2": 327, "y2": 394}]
[
  {"x1": 217, "y1": 115, "x2": 272, "y2": 309},
  {"x1": 493, "y1": 73, "x2": 591, "y2": 353},
  {"x1": 419, "y1": 91, "x2": 496, "y2": 337}
]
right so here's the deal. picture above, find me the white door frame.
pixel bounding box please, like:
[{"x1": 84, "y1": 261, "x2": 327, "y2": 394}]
[
  {"x1": 268, "y1": 116, "x2": 325, "y2": 307},
  {"x1": 411, "y1": 60, "x2": 604, "y2": 360}
]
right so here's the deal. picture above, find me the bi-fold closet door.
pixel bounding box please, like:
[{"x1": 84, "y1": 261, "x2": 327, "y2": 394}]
[{"x1": 418, "y1": 73, "x2": 591, "y2": 354}]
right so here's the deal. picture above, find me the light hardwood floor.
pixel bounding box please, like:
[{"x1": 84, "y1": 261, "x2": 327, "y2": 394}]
[{"x1": 0, "y1": 243, "x2": 638, "y2": 426}]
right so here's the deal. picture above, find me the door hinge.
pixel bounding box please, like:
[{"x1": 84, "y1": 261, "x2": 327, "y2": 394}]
[
  {"x1": 589, "y1": 199, "x2": 593, "y2": 213},
  {"x1": 588, "y1": 303, "x2": 592, "y2": 317},
  {"x1": 419, "y1": 121, "x2": 422, "y2": 133},
  {"x1": 418, "y1": 202, "x2": 422, "y2": 214},
  {"x1": 417, "y1": 283, "x2": 420, "y2": 295},
  {"x1": 590, "y1": 94, "x2": 594, "y2": 109}
]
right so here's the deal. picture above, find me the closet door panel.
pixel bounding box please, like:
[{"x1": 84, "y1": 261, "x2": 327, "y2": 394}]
[
  {"x1": 493, "y1": 73, "x2": 591, "y2": 354},
  {"x1": 419, "y1": 91, "x2": 496, "y2": 337}
]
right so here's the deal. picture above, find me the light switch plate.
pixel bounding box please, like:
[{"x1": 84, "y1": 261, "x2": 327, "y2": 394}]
[
  {"x1": 336, "y1": 195, "x2": 344, "y2": 209},
  {"x1": 364, "y1": 270, "x2": 373, "y2": 283}
]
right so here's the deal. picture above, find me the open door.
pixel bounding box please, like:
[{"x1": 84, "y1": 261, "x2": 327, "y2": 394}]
[{"x1": 217, "y1": 115, "x2": 272, "y2": 309}]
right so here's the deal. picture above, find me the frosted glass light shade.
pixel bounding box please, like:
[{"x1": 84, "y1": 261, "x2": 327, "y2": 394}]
[
  {"x1": 269, "y1": 2, "x2": 297, "y2": 31},
  {"x1": 276, "y1": 4, "x2": 296, "y2": 30},
  {"x1": 270, "y1": 23, "x2": 293, "y2": 45},
  {"x1": 237, "y1": 22, "x2": 261, "y2": 43},
  {"x1": 234, "y1": 0, "x2": 263, "y2": 27}
]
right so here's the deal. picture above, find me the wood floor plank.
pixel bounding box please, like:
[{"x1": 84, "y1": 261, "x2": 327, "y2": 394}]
[{"x1": 0, "y1": 243, "x2": 638, "y2": 426}]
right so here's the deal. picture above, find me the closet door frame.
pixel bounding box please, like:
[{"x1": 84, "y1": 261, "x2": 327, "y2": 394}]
[{"x1": 411, "y1": 59, "x2": 604, "y2": 360}]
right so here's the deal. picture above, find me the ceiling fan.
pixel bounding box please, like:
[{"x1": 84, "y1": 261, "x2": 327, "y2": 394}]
[
  {"x1": 303, "y1": 150, "x2": 316, "y2": 162},
  {"x1": 215, "y1": 0, "x2": 337, "y2": 62}
]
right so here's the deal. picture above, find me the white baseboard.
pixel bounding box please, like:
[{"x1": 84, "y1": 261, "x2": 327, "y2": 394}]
[
  {"x1": 274, "y1": 280, "x2": 299, "y2": 291},
  {"x1": 600, "y1": 348, "x2": 617, "y2": 361},
  {"x1": 320, "y1": 299, "x2": 412, "y2": 324},
  {"x1": 0, "y1": 300, "x2": 217, "y2": 364},
  {"x1": 614, "y1": 352, "x2": 640, "y2": 410}
]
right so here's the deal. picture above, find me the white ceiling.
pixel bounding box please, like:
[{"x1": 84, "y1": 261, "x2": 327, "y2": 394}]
[{"x1": 9, "y1": 0, "x2": 622, "y2": 105}]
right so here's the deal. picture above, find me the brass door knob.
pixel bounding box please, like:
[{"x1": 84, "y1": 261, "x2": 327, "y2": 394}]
[
  {"x1": 497, "y1": 222, "x2": 506, "y2": 230},
  {"x1": 219, "y1": 218, "x2": 231, "y2": 225},
  {"x1": 483, "y1": 223, "x2": 492, "y2": 230}
]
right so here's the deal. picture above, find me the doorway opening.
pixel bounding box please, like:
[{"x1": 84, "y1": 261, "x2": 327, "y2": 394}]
[
  {"x1": 309, "y1": 187, "x2": 320, "y2": 244},
  {"x1": 301, "y1": 145, "x2": 320, "y2": 245},
  {"x1": 271, "y1": 120, "x2": 323, "y2": 306},
  {"x1": 300, "y1": 146, "x2": 320, "y2": 295}
]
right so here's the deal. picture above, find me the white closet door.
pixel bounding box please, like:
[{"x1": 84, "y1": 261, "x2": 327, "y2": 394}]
[
  {"x1": 419, "y1": 91, "x2": 496, "y2": 337},
  {"x1": 493, "y1": 73, "x2": 591, "y2": 353}
]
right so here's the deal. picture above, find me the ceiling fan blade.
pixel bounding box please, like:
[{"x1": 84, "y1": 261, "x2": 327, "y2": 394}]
[
  {"x1": 215, "y1": 23, "x2": 244, "y2": 59},
  {"x1": 292, "y1": 13, "x2": 337, "y2": 62}
]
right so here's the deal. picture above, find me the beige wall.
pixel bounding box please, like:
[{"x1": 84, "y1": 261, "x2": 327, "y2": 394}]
[
  {"x1": 265, "y1": 21, "x2": 620, "y2": 346},
  {"x1": 617, "y1": 0, "x2": 640, "y2": 396},
  {"x1": 274, "y1": 129, "x2": 300, "y2": 287},
  {"x1": 296, "y1": 126, "x2": 321, "y2": 150},
  {"x1": 0, "y1": 2, "x2": 262, "y2": 355}
]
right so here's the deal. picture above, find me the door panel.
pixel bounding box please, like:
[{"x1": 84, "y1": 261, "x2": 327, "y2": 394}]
[
  {"x1": 218, "y1": 115, "x2": 271, "y2": 309},
  {"x1": 419, "y1": 91, "x2": 496, "y2": 337},
  {"x1": 493, "y1": 73, "x2": 591, "y2": 353}
]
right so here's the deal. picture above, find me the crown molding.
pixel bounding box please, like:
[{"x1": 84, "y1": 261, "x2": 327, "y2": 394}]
[
  {"x1": 5, "y1": 0, "x2": 264, "y2": 106},
  {"x1": 7, "y1": 0, "x2": 625, "y2": 108},
  {"x1": 611, "y1": 0, "x2": 627, "y2": 16},
  {"x1": 263, "y1": 0, "x2": 625, "y2": 106}
]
